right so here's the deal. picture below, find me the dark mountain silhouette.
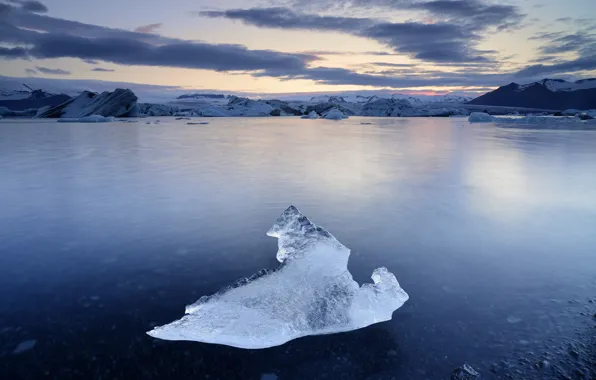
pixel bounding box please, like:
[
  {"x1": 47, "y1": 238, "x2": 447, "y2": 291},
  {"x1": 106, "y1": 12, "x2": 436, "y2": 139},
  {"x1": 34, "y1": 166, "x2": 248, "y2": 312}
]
[
  {"x1": 469, "y1": 79, "x2": 596, "y2": 110},
  {"x1": 0, "y1": 89, "x2": 71, "y2": 111}
]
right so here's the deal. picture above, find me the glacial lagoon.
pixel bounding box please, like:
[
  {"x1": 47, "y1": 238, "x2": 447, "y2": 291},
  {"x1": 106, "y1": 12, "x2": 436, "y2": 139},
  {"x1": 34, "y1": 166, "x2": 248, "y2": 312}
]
[{"x1": 1, "y1": 117, "x2": 595, "y2": 379}]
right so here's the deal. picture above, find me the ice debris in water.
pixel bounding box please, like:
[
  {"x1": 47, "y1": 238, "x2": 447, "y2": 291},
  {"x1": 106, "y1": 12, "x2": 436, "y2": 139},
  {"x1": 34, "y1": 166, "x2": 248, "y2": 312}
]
[
  {"x1": 468, "y1": 112, "x2": 494, "y2": 123},
  {"x1": 468, "y1": 112, "x2": 594, "y2": 126},
  {"x1": 13, "y1": 339, "x2": 36, "y2": 354},
  {"x1": 147, "y1": 206, "x2": 408, "y2": 349},
  {"x1": 323, "y1": 108, "x2": 348, "y2": 120},
  {"x1": 57, "y1": 115, "x2": 116, "y2": 123},
  {"x1": 507, "y1": 316, "x2": 522, "y2": 324},
  {"x1": 451, "y1": 364, "x2": 480, "y2": 380},
  {"x1": 301, "y1": 110, "x2": 319, "y2": 119}
]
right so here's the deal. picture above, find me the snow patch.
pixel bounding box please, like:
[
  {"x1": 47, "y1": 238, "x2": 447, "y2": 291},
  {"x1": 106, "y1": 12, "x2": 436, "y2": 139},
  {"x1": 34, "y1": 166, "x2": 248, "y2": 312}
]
[{"x1": 518, "y1": 78, "x2": 596, "y2": 92}]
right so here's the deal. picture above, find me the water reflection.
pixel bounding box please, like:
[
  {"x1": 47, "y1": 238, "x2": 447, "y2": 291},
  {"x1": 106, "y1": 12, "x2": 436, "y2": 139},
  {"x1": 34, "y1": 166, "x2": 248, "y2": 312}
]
[{"x1": 0, "y1": 117, "x2": 595, "y2": 379}]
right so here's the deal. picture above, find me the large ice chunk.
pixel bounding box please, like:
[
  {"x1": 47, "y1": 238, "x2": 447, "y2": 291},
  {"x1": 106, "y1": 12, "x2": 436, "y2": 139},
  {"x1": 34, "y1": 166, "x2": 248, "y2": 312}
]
[
  {"x1": 468, "y1": 112, "x2": 494, "y2": 123},
  {"x1": 37, "y1": 89, "x2": 137, "y2": 118},
  {"x1": 323, "y1": 108, "x2": 348, "y2": 120},
  {"x1": 56, "y1": 115, "x2": 116, "y2": 123},
  {"x1": 301, "y1": 110, "x2": 319, "y2": 119},
  {"x1": 468, "y1": 112, "x2": 595, "y2": 126},
  {"x1": 147, "y1": 206, "x2": 408, "y2": 349}
]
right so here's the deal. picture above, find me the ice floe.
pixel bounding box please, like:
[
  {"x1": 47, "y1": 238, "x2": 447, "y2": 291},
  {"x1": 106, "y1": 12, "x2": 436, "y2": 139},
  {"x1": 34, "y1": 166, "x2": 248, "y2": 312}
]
[
  {"x1": 57, "y1": 115, "x2": 116, "y2": 123},
  {"x1": 147, "y1": 206, "x2": 408, "y2": 349}
]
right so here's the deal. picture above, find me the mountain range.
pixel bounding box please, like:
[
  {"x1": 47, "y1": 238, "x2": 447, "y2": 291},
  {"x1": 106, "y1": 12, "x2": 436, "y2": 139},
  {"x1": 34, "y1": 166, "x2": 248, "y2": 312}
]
[
  {"x1": 469, "y1": 79, "x2": 596, "y2": 110},
  {"x1": 2, "y1": 78, "x2": 595, "y2": 118}
]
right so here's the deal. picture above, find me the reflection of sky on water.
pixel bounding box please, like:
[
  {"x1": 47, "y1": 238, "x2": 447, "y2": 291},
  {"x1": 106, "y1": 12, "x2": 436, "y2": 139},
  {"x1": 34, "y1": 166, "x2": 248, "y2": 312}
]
[{"x1": 0, "y1": 117, "x2": 595, "y2": 379}]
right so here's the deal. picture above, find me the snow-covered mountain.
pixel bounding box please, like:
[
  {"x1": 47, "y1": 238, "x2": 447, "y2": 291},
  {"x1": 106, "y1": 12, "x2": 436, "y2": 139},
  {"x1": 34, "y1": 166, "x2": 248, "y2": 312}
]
[
  {"x1": 391, "y1": 94, "x2": 425, "y2": 106},
  {"x1": 310, "y1": 93, "x2": 473, "y2": 106},
  {"x1": 518, "y1": 78, "x2": 596, "y2": 92},
  {"x1": 470, "y1": 78, "x2": 596, "y2": 110},
  {"x1": 0, "y1": 88, "x2": 31, "y2": 100},
  {"x1": 361, "y1": 98, "x2": 468, "y2": 117},
  {"x1": 0, "y1": 88, "x2": 71, "y2": 111},
  {"x1": 176, "y1": 93, "x2": 226, "y2": 100},
  {"x1": 435, "y1": 94, "x2": 474, "y2": 103},
  {"x1": 309, "y1": 95, "x2": 347, "y2": 103},
  {"x1": 391, "y1": 93, "x2": 472, "y2": 105},
  {"x1": 169, "y1": 93, "x2": 229, "y2": 108}
]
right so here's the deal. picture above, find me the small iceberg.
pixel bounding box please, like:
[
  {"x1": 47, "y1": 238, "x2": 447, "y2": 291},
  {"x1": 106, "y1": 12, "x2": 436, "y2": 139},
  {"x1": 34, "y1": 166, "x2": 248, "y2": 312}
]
[
  {"x1": 301, "y1": 111, "x2": 319, "y2": 119},
  {"x1": 468, "y1": 112, "x2": 494, "y2": 123},
  {"x1": 13, "y1": 339, "x2": 37, "y2": 354},
  {"x1": 57, "y1": 115, "x2": 116, "y2": 123},
  {"x1": 147, "y1": 206, "x2": 408, "y2": 349},
  {"x1": 468, "y1": 112, "x2": 592, "y2": 127},
  {"x1": 323, "y1": 108, "x2": 348, "y2": 120}
]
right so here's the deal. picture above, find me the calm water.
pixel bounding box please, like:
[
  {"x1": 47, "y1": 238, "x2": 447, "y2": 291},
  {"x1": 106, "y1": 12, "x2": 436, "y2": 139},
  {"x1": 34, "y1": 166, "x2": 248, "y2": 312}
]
[{"x1": 1, "y1": 117, "x2": 595, "y2": 379}]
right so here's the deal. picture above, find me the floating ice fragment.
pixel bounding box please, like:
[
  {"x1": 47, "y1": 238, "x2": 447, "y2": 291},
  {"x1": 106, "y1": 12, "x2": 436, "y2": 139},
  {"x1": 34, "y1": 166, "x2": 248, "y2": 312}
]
[
  {"x1": 13, "y1": 339, "x2": 36, "y2": 354},
  {"x1": 301, "y1": 110, "x2": 319, "y2": 119},
  {"x1": 57, "y1": 115, "x2": 116, "y2": 123},
  {"x1": 147, "y1": 206, "x2": 408, "y2": 349},
  {"x1": 323, "y1": 108, "x2": 348, "y2": 120},
  {"x1": 451, "y1": 364, "x2": 479, "y2": 380},
  {"x1": 507, "y1": 316, "x2": 521, "y2": 324},
  {"x1": 468, "y1": 112, "x2": 494, "y2": 123},
  {"x1": 260, "y1": 374, "x2": 278, "y2": 380},
  {"x1": 468, "y1": 112, "x2": 592, "y2": 127}
]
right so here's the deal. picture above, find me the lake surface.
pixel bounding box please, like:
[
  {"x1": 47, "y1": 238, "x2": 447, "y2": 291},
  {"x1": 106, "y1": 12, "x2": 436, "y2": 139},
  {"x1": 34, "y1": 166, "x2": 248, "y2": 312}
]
[{"x1": 1, "y1": 117, "x2": 595, "y2": 380}]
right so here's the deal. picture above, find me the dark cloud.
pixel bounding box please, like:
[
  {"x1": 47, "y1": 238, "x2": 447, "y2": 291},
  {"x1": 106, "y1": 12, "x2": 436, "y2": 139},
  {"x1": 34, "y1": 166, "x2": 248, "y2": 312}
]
[
  {"x1": 20, "y1": 0, "x2": 47, "y2": 13},
  {"x1": 407, "y1": 1, "x2": 525, "y2": 31},
  {"x1": 6, "y1": 0, "x2": 47, "y2": 13},
  {"x1": 25, "y1": 68, "x2": 36, "y2": 75},
  {"x1": 276, "y1": 0, "x2": 525, "y2": 31},
  {"x1": 200, "y1": 7, "x2": 492, "y2": 63},
  {"x1": 0, "y1": 2, "x2": 173, "y2": 45},
  {"x1": 528, "y1": 55, "x2": 562, "y2": 64},
  {"x1": 253, "y1": 65, "x2": 511, "y2": 88},
  {"x1": 0, "y1": 46, "x2": 28, "y2": 59},
  {"x1": 83, "y1": 59, "x2": 99, "y2": 64},
  {"x1": 528, "y1": 31, "x2": 564, "y2": 41},
  {"x1": 91, "y1": 67, "x2": 115, "y2": 72},
  {"x1": 541, "y1": 33, "x2": 594, "y2": 55},
  {"x1": 0, "y1": 3, "x2": 315, "y2": 72},
  {"x1": 298, "y1": 50, "x2": 393, "y2": 56},
  {"x1": 200, "y1": 8, "x2": 374, "y2": 32},
  {"x1": 25, "y1": 33, "x2": 313, "y2": 72},
  {"x1": 134, "y1": 23, "x2": 162, "y2": 33},
  {"x1": 530, "y1": 30, "x2": 596, "y2": 57},
  {"x1": 35, "y1": 66, "x2": 71, "y2": 75},
  {"x1": 1, "y1": 1, "x2": 591, "y2": 91},
  {"x1": 362, "y1": 21, "x2": 489, "y2": 62},
  {"x1": 514, "y1": 55, "x2": 596, "y2": 78},
  {"x1": 371, "y1": 62, "x2": 416, "y2": 67}
]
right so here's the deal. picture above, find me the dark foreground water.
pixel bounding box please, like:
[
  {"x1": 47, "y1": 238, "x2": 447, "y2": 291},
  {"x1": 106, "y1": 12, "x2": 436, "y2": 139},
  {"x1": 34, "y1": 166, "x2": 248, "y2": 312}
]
[{"x1": 1, "y1": 117, "x2": 595, "y2": 380}]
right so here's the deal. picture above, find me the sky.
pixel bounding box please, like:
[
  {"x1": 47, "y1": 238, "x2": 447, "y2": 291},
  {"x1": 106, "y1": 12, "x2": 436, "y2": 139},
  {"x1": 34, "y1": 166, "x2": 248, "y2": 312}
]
[{"x1": 0, "y1": 0, "x2": 595, "y2": 96}]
